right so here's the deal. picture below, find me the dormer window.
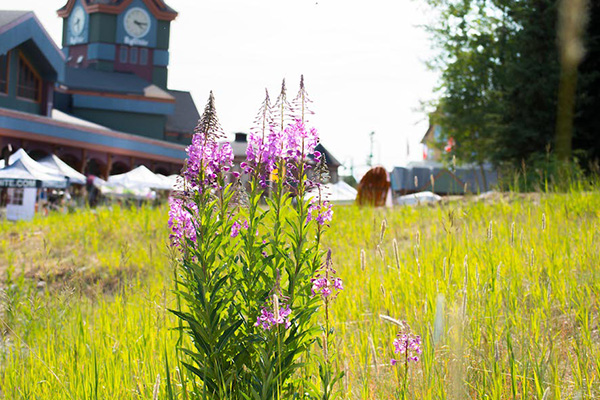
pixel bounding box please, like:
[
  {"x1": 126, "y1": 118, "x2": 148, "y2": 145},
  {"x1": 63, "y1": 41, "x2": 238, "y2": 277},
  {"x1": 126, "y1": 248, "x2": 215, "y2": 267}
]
[
  {"x1": 0, "y1": 53, "x2": 9, "y2": 94},
  {"x1": 17, "y1": 53, "x2": 41, "y2": 102}
]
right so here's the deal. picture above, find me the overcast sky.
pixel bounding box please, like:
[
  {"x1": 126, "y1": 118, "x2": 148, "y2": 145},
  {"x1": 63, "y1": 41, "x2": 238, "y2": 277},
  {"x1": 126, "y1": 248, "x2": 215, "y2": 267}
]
[{"x1": 17, "y1": 0, "x2": 439, "y2": 175}]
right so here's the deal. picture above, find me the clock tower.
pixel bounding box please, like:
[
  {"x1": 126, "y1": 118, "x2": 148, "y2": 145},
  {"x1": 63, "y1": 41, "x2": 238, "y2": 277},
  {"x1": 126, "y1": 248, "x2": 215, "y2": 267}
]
[
  {"x1": 57, "y1": 0, "x2": 177, "y2": 88},
  {"x1": 54, "y1": 1, "x2": 199, "y2": 146}
]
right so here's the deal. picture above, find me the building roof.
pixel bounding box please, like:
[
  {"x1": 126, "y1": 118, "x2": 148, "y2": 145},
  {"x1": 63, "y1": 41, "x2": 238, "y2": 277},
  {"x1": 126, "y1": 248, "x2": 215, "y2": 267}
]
[
  {"x1": 61, "y1": 67, "x2": 173, "y2": 100},
  {"x1": 57, "y1": 0, "x2": 177, "y2": 21},
  {"x1": 0, "y1": 11, "x2": 65, "y2": 80},
  {"x1": 165, "y1": 90, "x2": 200, "y2": 134},
  {"x1": 0, "y1": 10, "x2": 30, "y2": 30},
  {"x1": 0, "y1": 107, "x2": 187, "y2": 164},
  {"x1": 314, "y1": 143, "x2": 341, "y2": 167},
  {"x1": 421, "y1": 124, "x2": 434, "y2": 144}
]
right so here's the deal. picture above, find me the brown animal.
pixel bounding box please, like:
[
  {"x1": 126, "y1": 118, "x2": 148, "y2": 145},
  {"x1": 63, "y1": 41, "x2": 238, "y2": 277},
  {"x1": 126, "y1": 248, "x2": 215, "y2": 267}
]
[{"x1": 356, "y1": 166, "x2": 390, "y2": 207}]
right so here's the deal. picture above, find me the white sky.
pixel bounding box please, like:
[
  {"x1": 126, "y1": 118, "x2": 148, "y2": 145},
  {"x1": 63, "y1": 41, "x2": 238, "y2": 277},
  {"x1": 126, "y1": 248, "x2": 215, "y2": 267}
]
[{"x1": 16, "y1": 0, "x2": 439, "y2": 174}]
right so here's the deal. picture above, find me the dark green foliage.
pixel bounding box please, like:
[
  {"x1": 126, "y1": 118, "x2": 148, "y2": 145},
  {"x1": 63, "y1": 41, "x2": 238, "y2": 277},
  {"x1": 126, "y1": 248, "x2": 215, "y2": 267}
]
[
  {"x1": 425, "y1": 0, "x2": 599, "y2": 169},
  {"x1": 574, "y1": 1, "x2": 600, "y2": 167}
]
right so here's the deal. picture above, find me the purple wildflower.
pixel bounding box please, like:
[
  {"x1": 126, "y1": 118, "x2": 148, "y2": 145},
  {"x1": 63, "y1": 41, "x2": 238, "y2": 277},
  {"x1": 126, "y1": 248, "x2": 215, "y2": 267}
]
[
  {"x1": 282, "y1": 119, "x2": 319, "y2": 166},
  {"x1": 311, "y1": 250, "x2": 343, "y2": 299},
  {"x1": 245, "y1": 128, "x2": 283, "y2": 188},
  {"x1": 230, "y1": 219, "x2": 249, "y2": 238},
  {"x1": 231, "y1": 221, "x2": 241, "y2": 238},
  {"x1": 392, "y1": 331, "x2": 422, "y2": 364},
  {"x1": 168, "y1": 196, "x2": 198, "y2": 248},
  {"x1": 183, "y1": 135, "x2": 233, "y2": 190},
  {"x1": 333, "y1": 278, "x2": 343, "y2": 290},
  {"x1": 255, "y1": 297, "x2": 292, "y2": 330},
  {"x1": 307, "y1": 200, "x2": 333, "y2": 226}
]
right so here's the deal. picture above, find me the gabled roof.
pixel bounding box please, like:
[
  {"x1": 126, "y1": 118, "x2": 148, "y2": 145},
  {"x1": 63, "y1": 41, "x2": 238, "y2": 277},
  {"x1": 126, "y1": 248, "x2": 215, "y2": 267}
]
[
  {"x1": 314, "y1": 143, "x2": 341, "y2": 167},
  {"x1": 61, "y1": 67, "x2": 174, "y2": 100},
  {"x1": 165, "y1": 90, "x2": 200, "y2": 134},
  {"x1": 0, "y1": 11, "x2": 65, "y2": 80},
  {"x1": 58, "y1": 0, "x2": 177, "y2": 21},
  {"x1": 0, "y1": 10, "x2": 30, "y2": 29},
  {"x1": 421, "y1": 123, "x2": 435, "y2": 144}
]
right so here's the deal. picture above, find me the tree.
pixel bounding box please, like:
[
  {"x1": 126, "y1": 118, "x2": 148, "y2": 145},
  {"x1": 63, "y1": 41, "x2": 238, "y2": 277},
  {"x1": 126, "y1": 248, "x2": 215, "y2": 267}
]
[{"x1": 424, "y1": 0, "x2": 599, "y2": 168}]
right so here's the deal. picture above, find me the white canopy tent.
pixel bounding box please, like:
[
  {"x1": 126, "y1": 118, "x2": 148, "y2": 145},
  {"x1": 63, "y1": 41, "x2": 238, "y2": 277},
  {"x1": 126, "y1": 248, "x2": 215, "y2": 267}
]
[
  {"x1": 394, "y1": 191, "x2": 442, "y2": 206},
  {"x1": 107, "y1": 165, "x2": 173, "y2": 190},
  {"x1": 0, "y1": 150, "x2": 68, "y2": 189},
  {"x1": 0, "y1": 150, "x2": 69, "y2": 221},
  {"x1": 98, "y1": 183, "x2": 156, "y2": 200},
  {"x1": 157, "y1": 173, "x2": 185, "y2": 191},
  {"x1": 37, "y1": 154, "x2": 87, "y2": 185},
  {"x1": 305, "y1": 180, "x2": 357, "y2": 204}
]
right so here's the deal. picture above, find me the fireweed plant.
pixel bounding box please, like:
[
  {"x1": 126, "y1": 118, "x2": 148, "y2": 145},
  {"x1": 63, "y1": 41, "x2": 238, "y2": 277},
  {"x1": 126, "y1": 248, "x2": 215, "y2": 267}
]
[
  {"x1": 390, "y1": 325, "x2": 422, "y2": 399},
  {"x1": 168, "y1": 78, "x2": 343, "y2": 399}
]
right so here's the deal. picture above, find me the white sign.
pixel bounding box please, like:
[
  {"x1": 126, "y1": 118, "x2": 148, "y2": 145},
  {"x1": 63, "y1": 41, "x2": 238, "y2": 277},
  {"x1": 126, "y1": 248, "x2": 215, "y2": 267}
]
[
  {"x1": 124, "y1": 36, "x2": 149, "y2": 46},
  {"x1": 68, "y1": 34, "x2": 85, "y2": 45},
  {"x1": 0, "y1": 179, "x2": 37, "y2": 188}
]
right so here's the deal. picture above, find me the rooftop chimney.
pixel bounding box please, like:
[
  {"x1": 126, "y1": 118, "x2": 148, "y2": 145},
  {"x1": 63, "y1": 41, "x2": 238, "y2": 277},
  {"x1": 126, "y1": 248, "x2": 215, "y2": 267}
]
[{"x1": 235, "y1": 132, "x2": 248, "y2": 142}]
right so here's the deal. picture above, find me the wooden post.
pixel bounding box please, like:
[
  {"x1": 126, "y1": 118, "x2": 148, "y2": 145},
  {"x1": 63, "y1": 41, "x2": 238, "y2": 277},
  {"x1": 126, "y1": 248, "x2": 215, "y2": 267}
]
[
  {"x1": 80, "y1": 148, "x2": 88, "y2": 173},
  {"x1": 106, "y1": 154, "x2": 113, "y2": 178}
]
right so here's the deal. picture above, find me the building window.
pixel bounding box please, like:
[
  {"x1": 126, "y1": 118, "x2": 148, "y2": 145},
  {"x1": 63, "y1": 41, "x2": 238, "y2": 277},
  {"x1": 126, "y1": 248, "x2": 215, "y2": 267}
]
[
  {"x1": 119, "y1": 46, "x2": 128, "y2": 63},
  {"x1": 130, "y1": 47, "x2": 138, "y2": 64},
  {"x1": 0, "y1": 53, "x2": 8, "y2": 94},
  {"x1": 140, "y1": 48, "x2": 148, "y2": 65},
  {"x1": 17, "y1": 53, "x2": 41, "y2": 101},
  {"x1": 8, "y1": 188, "x2": 24, "y2": 206}
]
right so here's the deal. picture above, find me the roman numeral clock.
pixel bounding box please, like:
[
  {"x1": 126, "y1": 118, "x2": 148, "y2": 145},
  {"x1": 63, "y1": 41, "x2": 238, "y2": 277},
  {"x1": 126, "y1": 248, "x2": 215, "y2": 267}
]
[{"x1": 58, "y1": 0, "x2": 177, "y2": 88}]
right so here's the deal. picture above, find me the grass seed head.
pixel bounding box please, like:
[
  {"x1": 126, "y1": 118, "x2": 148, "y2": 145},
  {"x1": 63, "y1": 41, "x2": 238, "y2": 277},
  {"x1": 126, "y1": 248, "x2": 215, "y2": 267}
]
[
  {"x1": 360, "y1": 249, "x2": 366, "y2": 271},
  {"x1": 393, "y1": 238, "x2": 400, "y2": 270},
  {"x1": 542, "y1": 213, "x2": 546, "y2": 231},
  {"x1": 510, "y1": 221, "x2": 515, "y2": 246},
  {"x1": 379, "y1": 219, "x2": 387, "y2": 243}
]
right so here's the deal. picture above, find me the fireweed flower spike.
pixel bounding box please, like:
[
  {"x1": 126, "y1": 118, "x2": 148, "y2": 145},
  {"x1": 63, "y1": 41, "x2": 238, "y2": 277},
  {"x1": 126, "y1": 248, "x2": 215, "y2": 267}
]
[
  {"x1": 168, "y1": 196, "x2": 198, "y2": 249},
  {"x1": 391, "y1": 331, "x2": 422, "y2": 365},
  {"x1": 311, "y1": 249, "x2": 343, "y2": 299},
  {"x1": 245, "y1": 89, "x2": 285, "y2": 187},
  {"x1": 255, "y1": 294, "x2": 292, "y2": 331},
  {"x1": 182, "y1": 91, "x2": 234, "y2": 190},
  {"x1": 283, "y1": 119, "x2": 319, "y2": 164},
  {"x1": 291, "y1": 75, "x2": 314, "y2": 124},
  {"x1": 307, "y1": 200, "x2": 333, "y2": 226}
]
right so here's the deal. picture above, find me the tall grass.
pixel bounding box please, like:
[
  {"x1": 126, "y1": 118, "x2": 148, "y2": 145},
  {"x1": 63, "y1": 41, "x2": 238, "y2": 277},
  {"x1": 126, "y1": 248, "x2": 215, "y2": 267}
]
[{"x1": 1, "y1": 189, "x2": 599, "y2": 398}]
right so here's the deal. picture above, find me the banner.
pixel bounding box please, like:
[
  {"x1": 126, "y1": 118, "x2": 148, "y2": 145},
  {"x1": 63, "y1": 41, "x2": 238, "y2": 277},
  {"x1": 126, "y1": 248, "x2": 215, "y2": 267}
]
[{"x1": 0, "y1": 179, "x2": 39, "y2": 188}]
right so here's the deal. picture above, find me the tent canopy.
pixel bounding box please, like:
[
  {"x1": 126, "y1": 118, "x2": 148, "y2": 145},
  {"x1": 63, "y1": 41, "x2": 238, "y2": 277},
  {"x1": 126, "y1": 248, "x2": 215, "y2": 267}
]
[
  {"x1": 394, "y1": 191, "x2": 442, "y2": 206},
  {"x1": 37, "y1": 154, "x2": 87, "y2": 185},
  {"x1": 305, "y1": 180, "x2": 357, "y2": 204},
  {"x1": 0, "y1": 158, "x2": 68, "y2": 188},
  {"x1": 107, "y1": 165, "x2": 172, "y2": 190}
]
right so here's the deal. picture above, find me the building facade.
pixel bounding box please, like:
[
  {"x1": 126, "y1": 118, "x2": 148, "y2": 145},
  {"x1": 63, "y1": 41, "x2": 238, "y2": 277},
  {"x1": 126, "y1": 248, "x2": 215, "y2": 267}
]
[{"x1": 0, "y1": 1, "x2": 197, "y2": 179}]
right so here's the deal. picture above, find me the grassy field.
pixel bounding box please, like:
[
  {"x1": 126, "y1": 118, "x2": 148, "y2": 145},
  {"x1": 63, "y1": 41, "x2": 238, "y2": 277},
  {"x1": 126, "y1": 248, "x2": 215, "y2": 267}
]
[{"x1": 0, "y1": 190, "x2": 599, "y2": 399}]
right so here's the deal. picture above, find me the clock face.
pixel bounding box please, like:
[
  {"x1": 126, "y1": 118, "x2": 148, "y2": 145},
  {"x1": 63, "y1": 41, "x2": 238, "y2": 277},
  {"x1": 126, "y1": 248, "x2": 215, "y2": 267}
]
[
  {"x1": 124, "y1": 7, "x2": 151, "y2": 39},
  {"x1": 70, "y1": 6, "x2": 85, "y2": 36}
]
